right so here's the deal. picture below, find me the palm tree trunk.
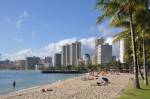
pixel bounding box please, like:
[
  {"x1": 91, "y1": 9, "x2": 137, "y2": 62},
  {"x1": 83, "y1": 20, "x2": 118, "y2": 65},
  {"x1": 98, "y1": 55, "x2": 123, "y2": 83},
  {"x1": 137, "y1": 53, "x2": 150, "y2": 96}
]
[
  {"x1": 129, "y1": 11, "x2": 140, "y2": 89},
  {"x1": 137, "y1": 57, "x2": 144, "y2": 80},
  {"x1": 142, "y1": 34, "x2": 148, "y2": 85}
]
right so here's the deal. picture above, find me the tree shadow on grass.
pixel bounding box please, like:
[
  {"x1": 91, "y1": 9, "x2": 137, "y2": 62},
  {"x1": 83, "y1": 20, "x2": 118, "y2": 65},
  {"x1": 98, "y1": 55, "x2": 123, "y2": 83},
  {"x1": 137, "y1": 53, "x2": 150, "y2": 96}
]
[
  {"x1": 124, "y1": 91, "x2": 137, "y2": 96},
  {"x1": 140, "y1": 88, "x2": 150, "y2": 91}
]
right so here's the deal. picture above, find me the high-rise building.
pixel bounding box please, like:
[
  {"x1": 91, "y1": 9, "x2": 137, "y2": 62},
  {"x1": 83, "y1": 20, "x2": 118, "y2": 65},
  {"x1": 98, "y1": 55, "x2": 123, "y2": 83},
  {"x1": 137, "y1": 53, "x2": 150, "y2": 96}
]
[
  {"x1": 83, "y1": 53, "x2": 91, "y2": 66},
  {"x1": 66, "y1": 44, "x2": 71, "y2": 66},
  {"x1": 61, "y1": 42, "x2": 81, "y2": 66},
  {"x1": 61, "y1": 45, "x2": 67, "y2": 66},
  {"x1": 95, "y1": 37, "x2": 105, "y2": 64},
  {"x1": 15, "y1": 60, "x2": 26, "y2": 70},
  {"x1": 76, "y1": 42, "x2": 81, "y2": 61},
  {"x1": 97, "y1": 43, "x2": 112, "y2": 64},
  {"x1": 45, "y1": 56, "x2": 52, "y2": 65},
  {"x1": 120, "y1": 39, "x2": 126, "y2": 63},
  {"x1": 91, "y1": 55, "x2": 96, "y2": 65},
  {"x1": 70, "y1": 42, "x2": 81, "y2": 66},
  {"x1": 41, "y1": 56, "x2": 53, "y2": 68},
  {"x1": 54, "y1": 53, "x2": 61, "y2": 66},
  {"x1": 70, "y1": 43, "x2": 76, "y2": 66},
  {"x1": 112, "y1": 56, "x2": 117, "y2": 61},
  {"x1": 26, "y1": 56, "x2": 40, "y2": 70}
]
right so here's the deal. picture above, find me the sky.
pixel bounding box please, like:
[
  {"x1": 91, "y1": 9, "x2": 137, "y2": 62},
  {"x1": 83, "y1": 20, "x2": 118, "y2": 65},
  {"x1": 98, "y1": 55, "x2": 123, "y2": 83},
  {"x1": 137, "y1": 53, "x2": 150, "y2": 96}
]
[{"x1": 0, "y1": 0, "x2": 121, "y2": 60}]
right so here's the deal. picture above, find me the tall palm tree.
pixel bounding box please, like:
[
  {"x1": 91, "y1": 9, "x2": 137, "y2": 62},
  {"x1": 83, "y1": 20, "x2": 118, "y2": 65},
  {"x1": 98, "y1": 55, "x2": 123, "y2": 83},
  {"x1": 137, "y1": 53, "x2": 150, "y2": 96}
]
[
  {"x1": 135, "y1": 9, "x2": 150, "y2": 85},
  {"x1": 112, "y1": 9, "x2": 150, "y2": 85},
  {"x1": 96, "y1": 0, "x2": 148, "y2": 89}
]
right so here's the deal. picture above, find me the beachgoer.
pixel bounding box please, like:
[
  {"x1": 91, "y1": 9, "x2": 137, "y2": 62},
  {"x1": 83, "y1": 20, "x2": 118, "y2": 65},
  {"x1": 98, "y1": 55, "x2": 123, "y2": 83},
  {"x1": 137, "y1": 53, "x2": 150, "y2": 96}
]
[
  {"x1": 41, "y1": 88, "x2": 46, "y2": 92},
  {"x1": 13, "y1": 81, "x2": 16, "y2": 88},
  {"x1": 97, "y1": 77, "x2": 109, "y2": 86},
  {"x1": 102, "y1": 77, "x2": 108, "y2": 83}
]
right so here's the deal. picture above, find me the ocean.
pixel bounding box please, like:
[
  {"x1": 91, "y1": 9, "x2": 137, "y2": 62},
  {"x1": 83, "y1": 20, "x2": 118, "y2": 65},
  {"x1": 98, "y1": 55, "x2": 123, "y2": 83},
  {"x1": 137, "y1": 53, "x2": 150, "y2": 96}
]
[{"x1": 0, "y1": 70, "x2": 80, "y2": 95}]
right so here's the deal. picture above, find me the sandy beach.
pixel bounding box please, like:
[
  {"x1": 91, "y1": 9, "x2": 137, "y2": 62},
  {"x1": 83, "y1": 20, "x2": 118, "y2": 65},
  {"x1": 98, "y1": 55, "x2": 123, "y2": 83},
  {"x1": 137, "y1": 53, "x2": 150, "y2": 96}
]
[{"x1": 0, "y1": 73, "x2": 133, "y2": 99}]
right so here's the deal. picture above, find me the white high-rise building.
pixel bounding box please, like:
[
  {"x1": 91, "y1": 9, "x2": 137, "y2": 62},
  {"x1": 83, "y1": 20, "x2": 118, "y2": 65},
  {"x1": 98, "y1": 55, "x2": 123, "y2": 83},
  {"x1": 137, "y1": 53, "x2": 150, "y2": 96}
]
[
  {"x1": 61, "y1": 45, "x2": 67, "y2": 66},
  {"x1": 70, "y1": 42, "x2": 81, "y2": 66},
  {"x1": 62, "y1": 42, "x2": 81, "y2": 66},
  {"x1": 61, "y1": 44, "x2": 71, "y2": 66},
  {"x1": 97, "y1": 43, "x2": 112, "y2": 64},
  {"x1": 66, "y1": 44, "x2": 71, "y2": 66},
  {"x1": 120, "y1": 39, "x2": 125, "y2": 63},
  {"x1": 70, "y1": 43, "x2": 76, "y2": 66},
  {"x1": 95, "y1": 37, "x2": 105, "y2": 64}
]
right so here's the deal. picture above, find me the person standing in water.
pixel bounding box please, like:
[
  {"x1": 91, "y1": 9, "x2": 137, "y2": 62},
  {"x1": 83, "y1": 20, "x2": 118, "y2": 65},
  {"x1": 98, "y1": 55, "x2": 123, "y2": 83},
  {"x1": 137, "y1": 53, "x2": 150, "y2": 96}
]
[{"x1": 13, "y1": 81, "x2": 16, "y2": 88}]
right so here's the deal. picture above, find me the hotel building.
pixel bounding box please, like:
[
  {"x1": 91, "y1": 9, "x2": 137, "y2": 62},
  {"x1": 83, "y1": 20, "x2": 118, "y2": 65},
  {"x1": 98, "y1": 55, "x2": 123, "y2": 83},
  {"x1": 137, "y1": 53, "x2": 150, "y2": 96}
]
[
  {"x1": 61, "y1": 42, "x2": 81, "y2": 66},
  {"x1": 97, "y1": 43, "x2": 112, "y2": 64},
  {"x1": 95, "y1": 37, "x2": 105, "y2": 64}
]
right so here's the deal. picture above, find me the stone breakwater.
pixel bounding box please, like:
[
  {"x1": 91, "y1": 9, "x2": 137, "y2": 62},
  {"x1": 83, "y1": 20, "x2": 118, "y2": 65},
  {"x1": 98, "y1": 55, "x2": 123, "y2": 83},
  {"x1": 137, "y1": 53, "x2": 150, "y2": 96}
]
[{"x1": 0, "y1": 73, "x2": 133, "y2": 99}]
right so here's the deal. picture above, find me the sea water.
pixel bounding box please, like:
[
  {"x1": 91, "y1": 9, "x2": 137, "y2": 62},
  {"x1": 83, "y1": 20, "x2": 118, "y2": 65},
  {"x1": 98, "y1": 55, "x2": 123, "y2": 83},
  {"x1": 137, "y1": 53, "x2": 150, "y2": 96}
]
[{"x1": 0, "y1": 70, "x2": 80, "y2": 95}]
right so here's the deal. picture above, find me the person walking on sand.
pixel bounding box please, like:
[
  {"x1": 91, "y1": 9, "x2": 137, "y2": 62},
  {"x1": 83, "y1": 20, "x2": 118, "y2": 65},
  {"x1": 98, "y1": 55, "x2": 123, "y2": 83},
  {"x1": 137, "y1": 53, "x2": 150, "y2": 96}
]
[{"x1": 13, "y1": 81, "x2": 16, "y2": 88}]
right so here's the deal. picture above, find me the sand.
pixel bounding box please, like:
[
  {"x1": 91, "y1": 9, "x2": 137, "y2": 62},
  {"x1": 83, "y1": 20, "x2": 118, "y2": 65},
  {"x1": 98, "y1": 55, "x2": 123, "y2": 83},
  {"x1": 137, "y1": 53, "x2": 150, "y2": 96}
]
[{"x1": 0, "y1": 73, "x2": 133, "y2": 99}]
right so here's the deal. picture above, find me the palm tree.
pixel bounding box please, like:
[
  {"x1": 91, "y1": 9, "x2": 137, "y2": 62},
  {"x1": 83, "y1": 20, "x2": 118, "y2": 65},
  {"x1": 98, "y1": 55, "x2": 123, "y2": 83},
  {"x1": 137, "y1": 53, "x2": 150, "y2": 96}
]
[
  {"x1": 112, "y1": 26, "x2": 145, "y2": 81},
  {"x1": 96, "y1": 0, "x2": 149, "y2": 89},
  {"x1": 135, "y1": 9, "x2": 150, "y2": 85},
  {"x1": 142, "y1": 34, "x2": 148, "y2": 85},
  {"x1": 112, "y1": 9, "x2": 150, "y2": 85}
]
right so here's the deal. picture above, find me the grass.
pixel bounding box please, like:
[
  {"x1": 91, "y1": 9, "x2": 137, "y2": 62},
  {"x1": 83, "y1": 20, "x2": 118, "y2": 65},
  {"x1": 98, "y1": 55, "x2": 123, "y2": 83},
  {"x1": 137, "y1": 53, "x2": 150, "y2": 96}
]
[{"x1": 118, "y1": 77, "x2": 150, "y2": 99}]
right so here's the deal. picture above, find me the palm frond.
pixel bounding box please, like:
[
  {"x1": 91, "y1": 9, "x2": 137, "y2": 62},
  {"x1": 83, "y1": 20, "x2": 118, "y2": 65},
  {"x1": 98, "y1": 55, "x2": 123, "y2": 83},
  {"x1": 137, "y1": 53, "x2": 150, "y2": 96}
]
[
  {"x1": 110, "y1": 19, "x2": 130, "y2": 29},
  {"x1": 112, "y1": 30, "x2": 130, "y2": 44}
]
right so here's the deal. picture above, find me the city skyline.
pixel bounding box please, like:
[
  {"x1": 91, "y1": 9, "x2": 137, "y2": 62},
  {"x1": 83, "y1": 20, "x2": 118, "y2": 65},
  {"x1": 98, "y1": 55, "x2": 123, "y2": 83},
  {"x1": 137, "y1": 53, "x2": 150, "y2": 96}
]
[
  {"x1": 0, "y1": 0, "x2": 121, "y2": 60},
  {"x1": 0, "y1": 39, "x2": 113, "y2": 70},
  {"x1": 0, "y1": 38, "x2": 120, "y2": 61}
]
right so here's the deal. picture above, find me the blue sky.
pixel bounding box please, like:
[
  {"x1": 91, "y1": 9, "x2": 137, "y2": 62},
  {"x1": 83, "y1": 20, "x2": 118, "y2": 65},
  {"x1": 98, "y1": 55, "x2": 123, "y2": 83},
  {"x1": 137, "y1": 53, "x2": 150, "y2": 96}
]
[{"x1": 0, "y1": 0, "x2": 121, "y2": 60}]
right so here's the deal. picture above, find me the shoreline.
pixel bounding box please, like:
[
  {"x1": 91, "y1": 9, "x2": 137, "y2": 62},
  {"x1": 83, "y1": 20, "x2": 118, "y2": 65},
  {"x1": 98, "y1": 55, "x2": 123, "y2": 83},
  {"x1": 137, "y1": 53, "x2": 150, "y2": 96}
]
[
  {"x1": 0, "y1": 70, "x2": 83, "y2": 96},
  {"x1": 4, "y1": 86, "x2": 41, "y2": 96},
  {"x1": 0, "y1": 73, "x2": 133, "y2": 99},
  {"x1": 0, "y1": 76, "x2": 81, "y2": 98},
  {"x1": 1, "y1": 74, "x2": 83, "y2": 96}
]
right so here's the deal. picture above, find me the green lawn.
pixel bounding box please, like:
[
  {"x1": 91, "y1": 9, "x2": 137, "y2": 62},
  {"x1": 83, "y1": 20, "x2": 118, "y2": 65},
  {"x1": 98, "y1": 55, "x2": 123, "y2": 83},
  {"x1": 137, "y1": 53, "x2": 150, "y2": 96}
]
[{"x1": 118, "y1": 77, "x2": 150, "y2": 99}]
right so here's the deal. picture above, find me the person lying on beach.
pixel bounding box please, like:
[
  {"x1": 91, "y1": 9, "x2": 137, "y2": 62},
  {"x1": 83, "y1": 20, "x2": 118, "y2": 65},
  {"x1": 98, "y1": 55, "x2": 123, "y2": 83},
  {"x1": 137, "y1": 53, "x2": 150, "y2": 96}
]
[
  {"x1": 81, "y1": 73, "x2": 96, "y2": 81},
  {"x1": 97, "y1": 77, "x2": 109, "y2": 86},
  {"x1": 40, "y1": 88, "x2": 53, "y2": 92},
  {"x1": 81, "y1": 76, "x2": 94, "y2": 81}
]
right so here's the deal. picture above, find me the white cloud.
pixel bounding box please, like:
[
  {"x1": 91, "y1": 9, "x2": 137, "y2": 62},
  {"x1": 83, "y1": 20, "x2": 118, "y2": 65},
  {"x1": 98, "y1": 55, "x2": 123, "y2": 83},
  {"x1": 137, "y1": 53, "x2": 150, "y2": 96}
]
[
  {"x1": 105, "y1": 37, "x2": 113, "y2": 45},
  {"x1": 2, "y1": 37, "x2": 120, "y2": 61},
  {"x1": 41, "y1": 38, "x2": 77, "y2": 57},
  {"x1": 16, "y1": 11, "x2": 29, "y2": 29},
  {"x1": 2, "y1": 49, "x2": 33, "y2": 60},
  {"x1": 80, "y1": 37, "x2": 95, "y2": 56}
]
